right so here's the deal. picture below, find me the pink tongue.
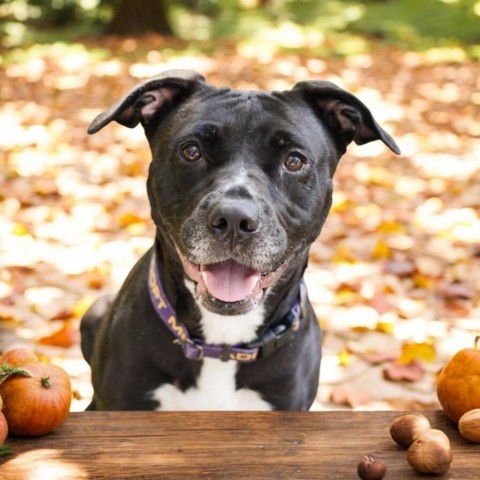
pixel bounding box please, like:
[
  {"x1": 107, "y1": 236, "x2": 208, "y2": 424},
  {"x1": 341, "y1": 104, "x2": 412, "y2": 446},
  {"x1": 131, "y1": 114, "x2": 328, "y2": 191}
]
[{"x1": 201, "y1": 261, "x2": 261, "y2": 303}]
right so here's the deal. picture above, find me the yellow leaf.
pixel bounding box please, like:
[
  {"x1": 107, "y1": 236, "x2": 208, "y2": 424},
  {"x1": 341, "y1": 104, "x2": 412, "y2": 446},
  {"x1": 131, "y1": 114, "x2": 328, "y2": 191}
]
[
  {"x1": 336, "y1": 285, "x2": 358, "y2": 304},
  {"x1": 120, "y1": 212, "x2": 145, "y2": 227},
  {"x1": 72, "y1": 295, "x2": 95, "y2": 318},
  {"x1": 375, "y1": 320, "x2": 395, "y2": 335},
  {"x1": 331, "y1": 192, "x2": 352, "y2": 213},
  {"x1": 126, "y1": 222, "x2": 147, "y2": 235},
  {"x1": 338, "y1": 348, "x2": 352, "y2": 367},
  {"x1": 372, "y1": 239, "x2": 391, "y2": 260},
  {"x1": 399, "y1": 341, "x2": 436, "y2": 365},
  {"x1": 376, "y1": 221, "x2": 405, "y2": 234},
  {"x1": 412, "y1": 272, "x2": 434, "y2": 289},
  {"x1": 11, "y1": 223, "x2": 29, "y2": 236},
  {"x1": 369, "y1": 166, "x2": 395, "y2": 187},
  {"x1": 333, "y1": 245, "x2": 356, "y2": 263}
]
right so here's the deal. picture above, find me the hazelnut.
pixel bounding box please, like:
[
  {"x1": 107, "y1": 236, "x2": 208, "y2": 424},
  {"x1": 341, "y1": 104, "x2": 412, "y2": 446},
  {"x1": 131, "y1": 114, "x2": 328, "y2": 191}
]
[
  {"x1": 459, "y1": 409, "x2": 480, "y2": 443},
  {"x1": 357, "y1": 454, "x2": 387, "y2": 480},
  {"x1": 390, "y1": 412, "x2": 431, "y2": 448},
  {"x1": 407, "y1": 429, "x2": 452, "y2": 475}
]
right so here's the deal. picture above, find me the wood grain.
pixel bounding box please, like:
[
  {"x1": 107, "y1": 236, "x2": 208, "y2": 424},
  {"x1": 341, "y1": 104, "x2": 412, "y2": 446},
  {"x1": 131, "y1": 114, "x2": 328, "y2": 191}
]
[{"x1": 0, "y1": 411, "x2": 477, "y2": 479}]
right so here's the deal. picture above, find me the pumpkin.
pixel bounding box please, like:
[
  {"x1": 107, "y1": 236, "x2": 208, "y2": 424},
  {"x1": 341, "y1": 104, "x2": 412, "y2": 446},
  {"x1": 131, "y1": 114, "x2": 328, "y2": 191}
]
[
  {"x1": 437, "y1": 336, "x2": 480, "y2": 423},
  {"x1": 0, "y1": 411, "x2": 7, "y2": 444},
  {"x1": 0, "y1": 348, "x2": 39, "y2": 367},
  {"x1": 0, "y1": 363, "x2": 72, "y2": 436}
]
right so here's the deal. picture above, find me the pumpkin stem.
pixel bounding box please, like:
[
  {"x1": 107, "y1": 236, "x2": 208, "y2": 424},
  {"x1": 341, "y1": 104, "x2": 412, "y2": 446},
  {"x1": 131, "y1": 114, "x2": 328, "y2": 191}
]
[
  {"x1": 0, "y1": 364, "x2": 31, "y2": 385},
  {"x1": 475, "y1": 336, "x2": 480, "y2": 350},
  {"x1": 41, "y1": 376, "x2": 51, "y2": 388}
]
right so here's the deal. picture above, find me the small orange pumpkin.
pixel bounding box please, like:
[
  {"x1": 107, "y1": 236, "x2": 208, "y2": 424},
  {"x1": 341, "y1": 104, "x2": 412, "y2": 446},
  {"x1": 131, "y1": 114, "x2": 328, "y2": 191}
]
[
  {"x1": 437, "y1": 336, "x2": 480, "y2": 423},
  {"x1": 0, "y1": 363, "x2": 72, "y2": 436},
  {"x1": 0, "y1": 348, "x2": 39, "y2": 367},
  {"x1": 0, "y1": 411, "x2": 7, "y2": 444}
]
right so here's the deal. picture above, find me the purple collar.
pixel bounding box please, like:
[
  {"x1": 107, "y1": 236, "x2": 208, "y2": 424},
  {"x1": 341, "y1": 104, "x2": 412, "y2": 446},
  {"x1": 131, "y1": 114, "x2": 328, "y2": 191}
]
[{"x1": 148, "y1": 251, "x2": 302, "y2": 363}]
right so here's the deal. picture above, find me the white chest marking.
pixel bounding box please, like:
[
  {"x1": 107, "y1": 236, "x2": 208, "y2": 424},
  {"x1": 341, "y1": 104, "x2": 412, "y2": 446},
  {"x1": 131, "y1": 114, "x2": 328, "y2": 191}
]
[
  {"x1": 152, "y1": 280, "x2": 271, "y2": 411},
  {"x1": 151, "y1": 358, "x2": 272, "y2": 411},
  {"x1": 198, "y1": 304, "x2": 265, "y2": 344}
]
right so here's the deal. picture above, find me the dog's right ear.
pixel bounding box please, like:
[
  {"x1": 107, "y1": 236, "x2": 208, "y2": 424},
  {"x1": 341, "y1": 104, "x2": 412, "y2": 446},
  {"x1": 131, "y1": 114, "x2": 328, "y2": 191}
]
[{"x1": 87, "y1": 69, "x2": 206, "y2": 134}]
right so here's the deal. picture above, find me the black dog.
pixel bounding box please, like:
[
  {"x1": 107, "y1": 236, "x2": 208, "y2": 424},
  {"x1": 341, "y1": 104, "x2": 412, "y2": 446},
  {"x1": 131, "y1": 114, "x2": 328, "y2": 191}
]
[{"x1": 81, "y1": 70, "x2": 400, "y2": 411}]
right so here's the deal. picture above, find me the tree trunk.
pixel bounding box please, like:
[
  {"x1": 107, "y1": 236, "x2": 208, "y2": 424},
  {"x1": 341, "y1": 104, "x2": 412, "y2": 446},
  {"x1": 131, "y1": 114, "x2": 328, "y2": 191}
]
[{"x1": 107, "y1": 0, "x2": 173, "y2": 36}]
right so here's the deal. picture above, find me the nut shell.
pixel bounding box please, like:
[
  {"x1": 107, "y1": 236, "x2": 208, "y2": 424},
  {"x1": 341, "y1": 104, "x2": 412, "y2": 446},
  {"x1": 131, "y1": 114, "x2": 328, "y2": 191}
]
[
  {"x1": 390, "y1": 413, "x2": 431, "y2": 448},
  {"x1": 357, "y1": 455, "x2": 387, "y2": 480},
  {"x1": 459, "y1": 409, "x2": 480, "y2": 443},
  {"x1": 407, "y1": 429, "x2": 452, "y2": 475}
]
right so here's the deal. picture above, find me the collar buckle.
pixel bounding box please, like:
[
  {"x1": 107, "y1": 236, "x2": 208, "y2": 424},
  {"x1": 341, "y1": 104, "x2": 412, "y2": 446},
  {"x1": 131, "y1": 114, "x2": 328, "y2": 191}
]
[
  {"x1": 259, "y1": 321, "x2": 296, "y2": 358},
  {"x1": 248, "y1": 308, "x2": 300, "y2": 359}
]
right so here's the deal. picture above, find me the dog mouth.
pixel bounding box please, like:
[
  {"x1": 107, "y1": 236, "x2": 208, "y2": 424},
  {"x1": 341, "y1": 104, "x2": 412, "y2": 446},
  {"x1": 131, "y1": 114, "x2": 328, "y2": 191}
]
[
  {"x1": 176, "y1": 247, "x2": 290, "y2": 313},
  {"x1": 201, "y1": 261, "x2": 263, "y2": 303}
]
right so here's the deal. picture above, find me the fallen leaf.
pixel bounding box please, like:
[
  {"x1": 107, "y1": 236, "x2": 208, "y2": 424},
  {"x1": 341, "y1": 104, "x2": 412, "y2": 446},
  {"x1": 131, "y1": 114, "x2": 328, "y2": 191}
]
[
  {"x1": 415, "y1": 255, "x2": 446, "y2": 277},
  {"x1": 329, "y1": 385, "x2": 373, "y2": 408},
  {"x1": 38, "y1": 322, "x2": 79, "y2": 348},
  {"x1": 11, "y1": 223, "x2": 29, "y2": 236},
  {"x1": 119, "y1": 212, "x2": 146, "y2": 227},
  {"x1": 72, "y1": 296, "x2": 95, "y2": 318},
  {"x1": 332, "y1": 245, "x2": 356, "y2": 263},
  {"x1": 438, "y1": 281, "x2": 476, "y2": 300},
  {"x1": 384, "y1": 260, "x2": 415, "y2": 277},
  {"x1": 50, "y1": 309, "x2": 75, "y2": 321},
  {"x1": 364, "y1": 351, "x2": 397, "y2": 365},
  {"x1": 387, "y1": 399, "x2": 441, "y2": 410},
  {"x1": 399, "y1": 341, "x2": 436, "y2": 364},
  {"x1": 372, "y1": 239, "x2": 391, "y2": 260},
  {"x1": 374, "y1": 320, "x2": 395, "y2": 335},
  {"x1": 441, "y1": 300, "x2": 471, "y2": 318},
  {"x1": 383, "y1": 360, "x2": 424, "y2": 382},
  {"x1": 369, "y1": 293, "x2": 395, "y2": 315},
  {"x1": 338, "y1": 347, "x2": 353, "y2": 367},
  {"x1": 83, "y1": 271, "x2": 107, "y2": 290},
  {"x1": 412, "y1": 272, "x2": 435, "y2": 290}
]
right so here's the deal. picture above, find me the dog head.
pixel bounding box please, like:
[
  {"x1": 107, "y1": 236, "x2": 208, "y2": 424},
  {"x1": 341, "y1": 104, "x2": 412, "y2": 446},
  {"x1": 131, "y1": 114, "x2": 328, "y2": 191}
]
[{"x1": 89, "y1": 69, "x2": 400, "y2": 316}]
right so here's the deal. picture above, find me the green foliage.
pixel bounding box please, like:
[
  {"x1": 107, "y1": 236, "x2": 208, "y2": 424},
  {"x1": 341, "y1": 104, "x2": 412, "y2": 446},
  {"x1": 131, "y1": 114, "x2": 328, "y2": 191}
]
[
  {"x1": 348, "y1": 0, "x2": 480, "y2": 46},
  {"x1": 0, "y1": 0, "x2": 479, "y2": 51},
  {"x1": 0, "y1": 445, "x2": 13, "y2": 457}
]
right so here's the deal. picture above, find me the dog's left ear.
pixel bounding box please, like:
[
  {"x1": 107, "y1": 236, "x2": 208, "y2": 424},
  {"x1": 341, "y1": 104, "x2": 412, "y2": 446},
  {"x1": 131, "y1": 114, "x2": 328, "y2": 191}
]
[
  {"x1": 88, "y1": 69, "x2": 206, "y2": 134},
  {"x1": 293, "y1": 80, "x2": 401, "y2": 155}
]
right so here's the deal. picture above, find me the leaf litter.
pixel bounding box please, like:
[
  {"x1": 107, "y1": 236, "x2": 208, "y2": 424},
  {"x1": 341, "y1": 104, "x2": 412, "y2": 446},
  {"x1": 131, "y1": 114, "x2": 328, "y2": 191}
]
[{"x1": 0, "y1": 36, "x2": 479, "y2": 411}]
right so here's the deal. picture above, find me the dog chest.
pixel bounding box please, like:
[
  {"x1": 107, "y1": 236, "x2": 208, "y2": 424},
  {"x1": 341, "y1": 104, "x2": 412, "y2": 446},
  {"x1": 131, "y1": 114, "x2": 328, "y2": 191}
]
[{"x1": 150, "y1": 358, "x2": 272, "y2": 411}]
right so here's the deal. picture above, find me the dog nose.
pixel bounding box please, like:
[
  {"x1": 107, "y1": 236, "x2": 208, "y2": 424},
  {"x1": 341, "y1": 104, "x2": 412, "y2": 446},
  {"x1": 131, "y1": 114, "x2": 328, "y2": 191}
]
[{"x1": 208, "y1": 199, "x2": 260, "y2": 241}]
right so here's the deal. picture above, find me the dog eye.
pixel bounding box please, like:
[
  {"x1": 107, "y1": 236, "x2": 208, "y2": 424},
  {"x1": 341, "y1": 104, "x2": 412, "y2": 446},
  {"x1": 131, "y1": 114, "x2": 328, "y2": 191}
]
[
  {"x1": 181, "y1": 142, "x2": 202, "y2": 162},
  {"x1": 284, "y1": 153, "x2": 306, "y2": 172}
]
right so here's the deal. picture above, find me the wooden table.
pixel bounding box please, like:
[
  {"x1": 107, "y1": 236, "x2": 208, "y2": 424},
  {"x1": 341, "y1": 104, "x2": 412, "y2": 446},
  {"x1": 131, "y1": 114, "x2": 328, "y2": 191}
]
[{"x1": 1, "y1": 410, "x2": 478, "y2": 479}]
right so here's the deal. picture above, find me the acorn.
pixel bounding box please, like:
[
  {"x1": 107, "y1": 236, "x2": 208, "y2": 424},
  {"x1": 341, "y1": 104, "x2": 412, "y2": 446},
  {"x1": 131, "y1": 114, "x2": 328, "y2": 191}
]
[
  {"x1": 357, "y1": 454, "x2": 387, "y2": 480},
  {"x1": 458, "y1": 409, "x2": 480, "y2": 443},
  {"x1": 390, "y1": 412, "x2": 431, "y2": 448},
  {"x1": 406, "y1": 429, "x2": 452, "y2": 475}
]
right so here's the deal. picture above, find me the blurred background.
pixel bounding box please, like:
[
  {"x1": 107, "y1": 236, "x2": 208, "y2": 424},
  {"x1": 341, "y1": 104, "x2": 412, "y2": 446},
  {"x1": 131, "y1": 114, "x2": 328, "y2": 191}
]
[{"x1": 0, "y1": 0, "x2": 479, "y2": 411}]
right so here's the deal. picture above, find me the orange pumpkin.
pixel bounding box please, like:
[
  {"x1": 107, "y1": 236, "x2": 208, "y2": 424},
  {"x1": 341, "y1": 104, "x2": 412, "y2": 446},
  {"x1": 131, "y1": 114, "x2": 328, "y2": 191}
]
[
  {"x1": 0, "y1": 348, "x2": 39, "y2": 367},
  {"x1": 0, "y1": 411, "x2": 7, "y2": 444},
  {"x1": 437, "y1": 336, "x2": 480, "y2": 423},
  {"x1": 0, "y1": 363, "x2": 72, "y2": 436}
]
